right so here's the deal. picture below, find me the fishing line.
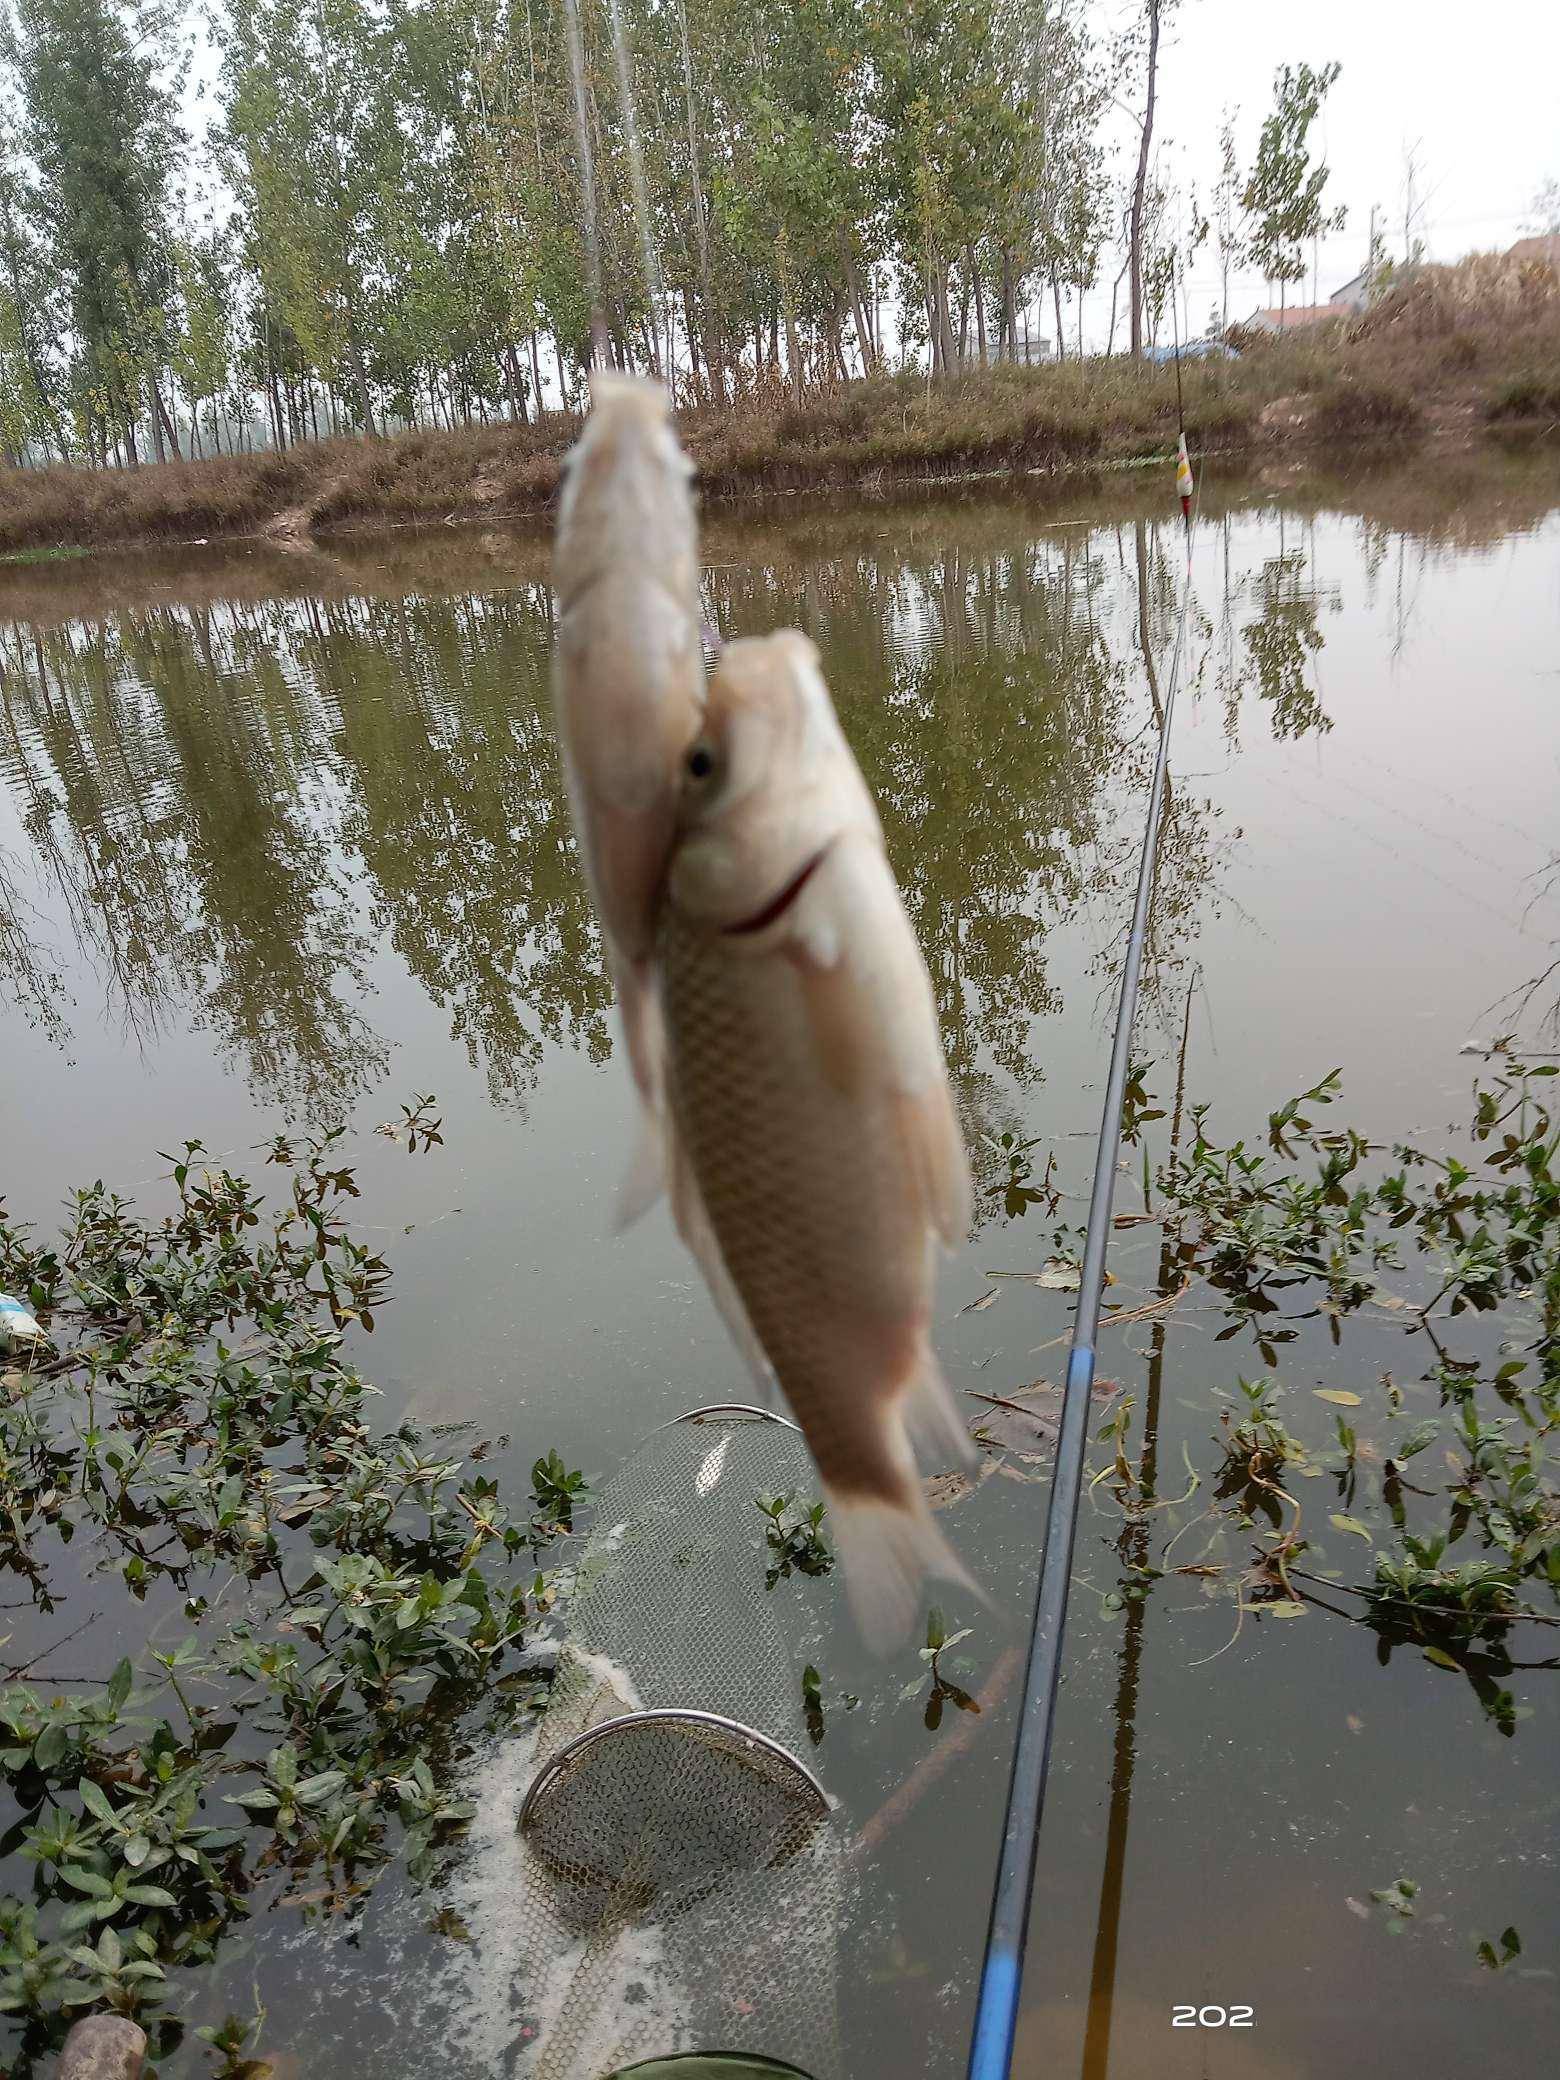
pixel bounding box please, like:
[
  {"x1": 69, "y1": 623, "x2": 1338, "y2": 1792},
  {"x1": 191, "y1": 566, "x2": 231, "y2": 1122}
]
[{"x1": 966, "y1": 316, "x2": 1201, "y2": 2080}]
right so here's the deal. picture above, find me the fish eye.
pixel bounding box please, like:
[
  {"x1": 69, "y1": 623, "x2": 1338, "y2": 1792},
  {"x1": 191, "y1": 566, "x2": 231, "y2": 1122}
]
[{"x1": 686, "y1": 744, "x2": 716, "y2": 780}]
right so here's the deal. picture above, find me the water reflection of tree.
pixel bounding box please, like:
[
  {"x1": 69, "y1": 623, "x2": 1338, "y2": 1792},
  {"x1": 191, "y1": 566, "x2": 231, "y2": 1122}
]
[
  {"x1": 0, "y1": 589, "x2": 614, "y2": 1120},
  {"x1": 0, "y1": 613, "x2": 384, "y2": 1117},
  {"x1": 0, "y1": 836, "x2": 70, "y2": 1050},
  {"x1": 0, "y1": 498, "x2": 1362, "y2": 1141},
  {"x1": 1242, "y1": 550, "x2": 1337, "y2": 742},
  {"x1": 1204, "y1": 514, "x2": 1341, "y2": 747},
  {"x1": 707, "y1": 528, "x2": 1134, "y2": 1096},
  {"x1": 315, "y1": 589, "x2": 612, "y2": 1107}
]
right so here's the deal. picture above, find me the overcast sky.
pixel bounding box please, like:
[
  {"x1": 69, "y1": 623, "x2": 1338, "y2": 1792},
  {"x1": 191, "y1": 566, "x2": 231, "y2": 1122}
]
[{"x1": 1086, "y1": 0, "x2": 1560, "y2": 341}]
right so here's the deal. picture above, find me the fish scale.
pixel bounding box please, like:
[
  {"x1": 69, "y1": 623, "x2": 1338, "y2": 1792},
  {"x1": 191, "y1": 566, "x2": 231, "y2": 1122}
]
[{"x1": 657, "y1": 902, "x2": 930, "y2": 1498}]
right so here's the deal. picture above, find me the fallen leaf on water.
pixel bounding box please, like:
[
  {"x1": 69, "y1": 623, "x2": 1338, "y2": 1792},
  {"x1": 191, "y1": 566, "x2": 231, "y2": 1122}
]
[
  {"x1": 983, "y1": 1259, "x2": 1083, "y2": 1291},
  {"x1": 1330, "y1": 1514, "x2": 1372, "y2": 1541},
  {"x1": 960, "y1": 1287, "x2": 1000, "y2": 1315},
  {"x1": 924, "y1": 1467, "x2": 990, "y2": 1512},
  {"x1": 1369, "y1": 1288, "x2": 1409, "y2": 1310},
  {"x1": 1262, "y1": 1599, "x2": 1306, "y2": 1618},
  {"x1": 1314, "y1": 1389, "x2": 1362, "y2": 1405},
  {"x1": 966, "y1": 1377, "x2": 1121, "y2": 1455},
  {"x1": 1345, "y1": 1897, "x2": 1371, "y2": 1921},
  {"x1": 1346, "y1": 1713, "x2": 1364, "y2": 1734},
  {"x1": 1421, "y1": 1646, "x2": 1461, "y2": 1672}
]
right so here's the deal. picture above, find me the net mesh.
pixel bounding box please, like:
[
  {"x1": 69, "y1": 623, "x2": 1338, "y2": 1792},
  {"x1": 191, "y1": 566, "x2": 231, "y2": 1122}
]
[{"x1": 513, "y1": 1409, "x2": 844, "y2": 2080}]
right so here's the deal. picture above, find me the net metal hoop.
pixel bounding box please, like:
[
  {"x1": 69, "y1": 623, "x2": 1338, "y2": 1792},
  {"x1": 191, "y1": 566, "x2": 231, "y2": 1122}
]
[
  {"x1": 518, "y1": 1707, "x2": 829, "y2": 1835},
  {"x1": 666, "y1": 1403, "x2": 801, "y2": 1431}
]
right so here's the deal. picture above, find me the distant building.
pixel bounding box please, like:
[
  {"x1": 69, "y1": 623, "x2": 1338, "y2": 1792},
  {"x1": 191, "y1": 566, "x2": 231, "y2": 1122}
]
[
  {"x1": 1507, "y1": 233, "x2": 1560, "y2": 267},
  {"x1": 981, "y1": 336, "x2": 1054, "y2": 365},
  {"x1": 1242, "y1": 303, "x2": 1339, "y2": 334},
  {"x1": 1245, "y1": 268, "x2": 1383, "y2": 330},
  {"x1": 1328, "y1": 269, "x2": 1373, "y2": 314}
]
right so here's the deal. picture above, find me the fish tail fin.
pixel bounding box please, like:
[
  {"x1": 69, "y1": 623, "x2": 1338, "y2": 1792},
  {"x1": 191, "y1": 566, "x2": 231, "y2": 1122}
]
[{"x1": 824, "y1": 1479, "x2": 983, "y2": 1656}]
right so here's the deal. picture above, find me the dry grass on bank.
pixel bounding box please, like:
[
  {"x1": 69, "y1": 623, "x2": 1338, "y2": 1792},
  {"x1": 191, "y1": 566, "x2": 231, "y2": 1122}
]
[{"x1": 2, "y1": 254, "x2": 1558, "y2": 559}]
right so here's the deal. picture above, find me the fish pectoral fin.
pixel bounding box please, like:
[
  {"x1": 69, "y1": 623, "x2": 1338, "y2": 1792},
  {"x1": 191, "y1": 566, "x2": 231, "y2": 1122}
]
[
  {"x1": 611, "y1": 966, "x2": 669, "y2": 1231},
  {"x1": 613, "y1": 957, "x2": 666, "y2": 1113},
  {"x1": 891, "y1": 1084, "x2": 974, "y2": 1250},
  {"x1": 613, "y1": 1104, "x2": 667, "y2": 1231},
  {"x1": 901, "y1": 1345, "x2": 977, "y2": 1474},
  {"x1": 787, "y1": 840, "x2": 973, "y2": 1244}
]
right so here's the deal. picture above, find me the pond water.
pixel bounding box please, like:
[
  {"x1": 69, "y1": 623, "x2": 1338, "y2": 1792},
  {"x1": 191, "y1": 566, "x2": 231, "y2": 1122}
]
[{"x1": 2, "y1": 443, "x2": 1558, "y2": 2078}]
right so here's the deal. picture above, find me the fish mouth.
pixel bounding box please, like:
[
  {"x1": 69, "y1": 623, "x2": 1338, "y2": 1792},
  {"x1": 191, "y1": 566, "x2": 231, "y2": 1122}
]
[{"x1": 723, "y1": 849, "x2": 828, "y2": 936}]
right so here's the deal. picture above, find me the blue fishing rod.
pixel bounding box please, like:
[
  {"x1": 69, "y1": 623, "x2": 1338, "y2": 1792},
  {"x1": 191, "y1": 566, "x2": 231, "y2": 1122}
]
[{"x1": 966, "y1": 336, "x2": 1199, "y2": 2080}]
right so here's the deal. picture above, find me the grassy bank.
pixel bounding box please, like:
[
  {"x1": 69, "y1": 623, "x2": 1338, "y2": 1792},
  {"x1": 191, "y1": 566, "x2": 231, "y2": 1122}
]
[{"x1": 2, "y1": 257, "x2": 1558, "y2": 559}]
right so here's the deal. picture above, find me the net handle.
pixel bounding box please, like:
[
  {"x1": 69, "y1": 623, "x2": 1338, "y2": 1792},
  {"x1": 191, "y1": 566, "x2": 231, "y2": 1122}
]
[{"x1": 518, "y1": 1708, "x2": 831, "y2": 1832}]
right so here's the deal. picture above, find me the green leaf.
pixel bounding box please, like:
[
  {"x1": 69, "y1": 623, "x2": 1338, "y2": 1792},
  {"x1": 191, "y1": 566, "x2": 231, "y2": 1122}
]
[
  {"x1": 33, "y1": 1722, "x2": 68, "y2": 1769},
  {"x1": 1263, "y1": 1600, "x2": 1306, "y2": 1618},
  {"x1": 59, "y1": 1868, "x2": 115, "y2": 1899},
  {"x1": 77, "y1": 1781, "x2": 118, "y2": 1828},
  {"x1": 294, "y1": 1771, "x2": 347, "y2": 1807},
  {"x1": 1421, "y1": 1646, "x2": 1460, "y2": 1671},
  {"x1": 1314, "y1": 1390, "x2": 1361, "y2": 1406},
  {"x1": 121, "y1": 1884, "x2": 177, "y2": 1908},
  {"x1": 106, "y1": 1659, "x2": 133, "y2": 1711},
  {"x1": 1330, "y1": 1515, "x2": 1372, "y2": 1541}
]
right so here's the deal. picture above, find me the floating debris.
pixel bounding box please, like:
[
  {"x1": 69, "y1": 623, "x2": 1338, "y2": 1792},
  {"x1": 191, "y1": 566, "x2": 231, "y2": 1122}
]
[{"x1": 0, "y1": 1291, "x2": 46, "y2": 1351}]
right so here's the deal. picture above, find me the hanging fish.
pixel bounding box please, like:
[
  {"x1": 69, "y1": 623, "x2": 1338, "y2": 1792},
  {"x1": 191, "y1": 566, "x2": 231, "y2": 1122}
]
[
  {"x1": 552, "y1": 372, "x2": 706, "y2": 1120},
  {"x1": 655, "y1": 631, "x2": 979, "y2": 1650},
  {"x1": 552, "y1": 374, "x2": 771, "y2": 1383}
]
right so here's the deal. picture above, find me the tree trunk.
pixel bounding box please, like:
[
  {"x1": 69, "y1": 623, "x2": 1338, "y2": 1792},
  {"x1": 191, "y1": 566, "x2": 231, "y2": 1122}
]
[
  {"x1": 1001, "y1": 248, "x2": 1017, "y2": 362},
  {"x1": 344, "y1": 295, "x2": 376, "y2": 435},
  {"x1": 682, "y1": 285, "x2": 703, "y2": 397},
  {"x1": 148, "y1": 378, "x2": 166, "y2": 464},
  {"x1": 782, "y1": 294, "x2": 803, "y2": 403},
  {"x1": 1053, "y1": 280, "x2": 1065, "y2": 362},
  {"x1": 675, "y1": 0, "x2": 718, "y2": 394},
  {"x1": 505, "y1": 343, "x2": 528, "y2": 422},
  {"x1": 264, "y1": 324, "x2": 286, "y2": 451},
  {"x1": 970, "y1": 248, "x2": 988, "y2": 366},
  {"x1": 1128, "y1": 0, "x2": 1161, "y2": 357},
  {"x1": 842, "y1": 232, "x2": 876, "y2": 376},
  {"x1": 153, "y1": 376, "x2": 181, "y2": 459},
  {"x1": 529, "y1": 332, "x2": 544, "y2": 412}
]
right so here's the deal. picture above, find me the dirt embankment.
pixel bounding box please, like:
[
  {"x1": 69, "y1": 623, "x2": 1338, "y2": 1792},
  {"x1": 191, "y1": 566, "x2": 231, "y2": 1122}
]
[{"x1": 2, "y1": 258, "x2": 1558, "y2": 561}]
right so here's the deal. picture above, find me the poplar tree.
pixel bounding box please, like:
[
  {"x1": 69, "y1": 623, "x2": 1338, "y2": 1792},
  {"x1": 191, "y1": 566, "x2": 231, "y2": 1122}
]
[
  {"x1": 5, "y1": 0, "x2": 183, "y2": 462},
  {"x1": 1243, "y1": 60, "x2": 1346, "y2": 315}
]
